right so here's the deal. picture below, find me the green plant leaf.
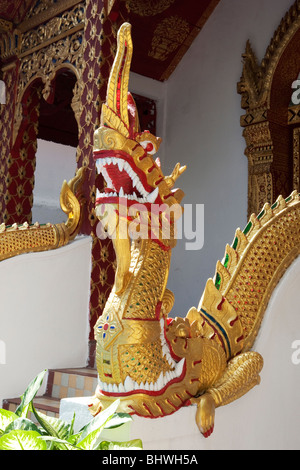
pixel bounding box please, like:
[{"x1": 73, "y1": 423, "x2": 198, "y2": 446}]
[
  {"x1": 105, "y1": 412, "x2": 132, "y2": 429},
  {"x1": 38, "y1": 436, "x2": 80, "y2": 451},
  {"x1": 0, "y1": 430, "x2": 47, "y2": 450},
  {"x1": 15, "y1": 370, "x2": 47, "y2": 417},
  {"x1": 78, "y1": 399, "x2": 120, "y2": 443},
  {"x1": 68, "y1": 412, "x2": 76, "y2": 438},
  {"x1": 0, "y1": 409, "x2": 18, "y2": 435},
  {"x1": 67, "y1": 432, "x2": 81, "y2": 446},
  {"x1": 99, "y1": 439, "x2": 143, "y2": 450},
  {"x1": 31, "y1": 404, "x2": 71, "y2": 440},
  {"x1": 4, "y1": 417, "x2": 42, "y2": 435},
  {"x1": 76, "y1": 427, "x2": 109, "y2": 450}
]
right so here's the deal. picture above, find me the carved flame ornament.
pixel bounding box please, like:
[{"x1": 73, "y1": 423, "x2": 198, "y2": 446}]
[{"x1": 89, "y1": 23, "x2": 300, "y2": 437}]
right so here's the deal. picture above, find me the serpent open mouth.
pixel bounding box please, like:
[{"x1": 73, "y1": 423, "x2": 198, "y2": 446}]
[{"x1": 95, "y1": 154, "x2": 159, "y2": 206}]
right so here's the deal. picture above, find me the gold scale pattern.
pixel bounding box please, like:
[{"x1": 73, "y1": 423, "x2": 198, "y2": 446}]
[
  {"x1": 0, "y1": 224, "x2": 57, "y2": 260},
  {"x1": 220, "y1": 199, "x2": 300, "y2": 349},
  {"x1": 124, "y1": 240, "x2": 171, "y2": 320},
  {"x1": 119, "y1": 341, "x2": 172, "y2": 385}
]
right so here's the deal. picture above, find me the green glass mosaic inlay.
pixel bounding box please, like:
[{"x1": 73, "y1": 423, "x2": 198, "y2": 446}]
[
  {"x1": 243, "y1": 221, "x2": 252, "y2": 235},
  {"x1": 215, "y1": 273, "x2": 221, "y2": 290},
  {"x1": 257, "y1": 209, "x2": 265, "y2": 220},
  {"x1": 224, "y1": 253, "x2": 229, "y2": 269},
  {"x1": 232, "y1": 237, "x2": 238, "y2": 250}
]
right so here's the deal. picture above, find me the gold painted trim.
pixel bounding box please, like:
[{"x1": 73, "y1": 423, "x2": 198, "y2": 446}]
[
  {"x1": 18, "y1": 23, "x2": 84, "y2": 59},
  {"x1": 18, "y1": 0, "x2": 84, "y2": 33}
]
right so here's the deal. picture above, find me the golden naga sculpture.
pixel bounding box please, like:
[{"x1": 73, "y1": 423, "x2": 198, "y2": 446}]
[
  {"x1": 0, "y1": 167, "x2": 85, "y2": 261},
  {"x1": 89, "y1": 23, "x2": 300, "y2": 437}
]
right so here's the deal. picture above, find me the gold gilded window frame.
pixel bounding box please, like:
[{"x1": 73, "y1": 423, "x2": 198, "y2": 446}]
[{"x1": 238, "y1": 0, "x2": 300, "y2": 217}]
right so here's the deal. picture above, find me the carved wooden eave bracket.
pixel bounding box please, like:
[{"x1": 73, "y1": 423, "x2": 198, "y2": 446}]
[{"x1": 238, "y1": 0, "x2": 300, "y2": 217}]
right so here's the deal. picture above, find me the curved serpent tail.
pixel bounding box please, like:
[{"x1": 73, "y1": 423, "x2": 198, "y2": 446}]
[{"x1": 209, "y1": 191, "x2": 300, "y2": 352}]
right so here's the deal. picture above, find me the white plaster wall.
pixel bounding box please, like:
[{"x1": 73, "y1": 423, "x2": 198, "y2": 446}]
[
  {"x1": 0, "y1": 236, "x2": 92, "y2": 406},
  {"x1": 32, "y1": 139, "x2": 77, "y2": 224},
  {"x1": 129, "y1": 72, "x2": 167, "y2": 164},
  {"x1": 162, "y1": 0, "x2": 295, "y2": 318}
]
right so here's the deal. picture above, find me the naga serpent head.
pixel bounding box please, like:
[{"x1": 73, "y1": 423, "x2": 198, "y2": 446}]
[{"x1": 93, "y1": 23, "x2": 186, "y2": 294}]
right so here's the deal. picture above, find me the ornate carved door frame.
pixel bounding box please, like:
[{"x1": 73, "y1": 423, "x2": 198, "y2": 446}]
[{"x1": 238, "y1": 0, "x2": 300, "y2": 218}]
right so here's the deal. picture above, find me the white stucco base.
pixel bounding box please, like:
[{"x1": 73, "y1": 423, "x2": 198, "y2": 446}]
[
  {"x1": 0, "y1": 236, "x2": 92, "y2": 405},
  {"x1": 60, "y1": 255, "x2": 300, "y2": 450}
]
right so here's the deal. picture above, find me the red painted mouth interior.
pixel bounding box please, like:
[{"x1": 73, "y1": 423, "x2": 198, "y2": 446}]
[{"x1": 104, "y1": 164, "x2": 143, "y2": 198}]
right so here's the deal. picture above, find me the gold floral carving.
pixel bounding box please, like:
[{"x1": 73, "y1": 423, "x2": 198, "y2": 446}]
[
  {"x1": 13, "y1": 31, "x2": 84, "y2": 145},
  {"x1": 19, "y1": 0, "x2": 84, "y2": 31},
  {"x1": 20, "y1": 3, "x2": 85, "y2": 55},
  {"x1": 0, "y1": 31, "x2": 18, "y2": 60},
  {"x1": 0, "y1": 1, "x2": 85, "y2": 61},
  {"x1": 26, "y1": 0, "x2": 59, "y2": 19},
  {"x1": 148, "y1": 16, "x2": 190, "y2": 62},
  {"x1": 126, "y1": 0, "x2": 175, "y2": 16}
]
